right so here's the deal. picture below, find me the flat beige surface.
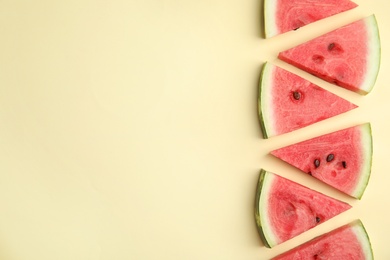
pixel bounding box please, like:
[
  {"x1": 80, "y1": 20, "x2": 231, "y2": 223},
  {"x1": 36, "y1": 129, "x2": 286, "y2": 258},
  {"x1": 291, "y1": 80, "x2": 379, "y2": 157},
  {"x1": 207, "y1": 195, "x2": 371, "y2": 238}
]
[{"x1": 0, "y1": 0, "x2": 389, "y2": 259}]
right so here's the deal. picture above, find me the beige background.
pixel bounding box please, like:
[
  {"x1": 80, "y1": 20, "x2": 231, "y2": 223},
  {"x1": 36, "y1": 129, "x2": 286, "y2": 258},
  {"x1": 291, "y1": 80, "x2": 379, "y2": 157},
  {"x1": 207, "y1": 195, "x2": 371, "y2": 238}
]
[{"x1": 0, "y1": 0, "x2": 389, "y2": 259}]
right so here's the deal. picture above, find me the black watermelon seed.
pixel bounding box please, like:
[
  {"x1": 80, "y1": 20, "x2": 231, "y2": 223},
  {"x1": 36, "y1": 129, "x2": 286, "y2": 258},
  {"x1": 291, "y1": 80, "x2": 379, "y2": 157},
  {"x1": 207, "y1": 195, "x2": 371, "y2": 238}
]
[
  {"x1": 316, "y1": 216, "x2": 321, "y2": 223},
  {"x1": 342, "y1": 161, "x2": 347, "y2": 168},
  {"x1": 326, "y1": 154, "x2": 334, "y2": 162},
  {"x1": 314, "y1": 159, "x2": 320, "y2": 168},
  {"x1": 328, "y1": 43, "x2": 335, "y2": 51},
  {"x1": 293, "y1": 91, "x2": 301, "y2": 100}
]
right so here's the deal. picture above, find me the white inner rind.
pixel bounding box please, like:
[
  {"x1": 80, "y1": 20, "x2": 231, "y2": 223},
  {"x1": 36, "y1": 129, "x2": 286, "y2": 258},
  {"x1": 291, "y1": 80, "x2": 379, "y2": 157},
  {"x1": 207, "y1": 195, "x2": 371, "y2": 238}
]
[
  {"x1": 361, "y1": 15, "x2": 381, "y2": 94},
  {"x1": 258, "y1": 171, "x2": 279, "y2": 247},
  {"x1": 352, "y1": 123, "x2": 373, "y2": 199},
  {"x1": 351, "y1": 221, "x2": 374, "y2": 260},
  {"x1": 260, "y1": 63, "x2": 276, "y2": 138},
  {"x1": 264, "y1": 0, "x2": 278, "y2": 38}
]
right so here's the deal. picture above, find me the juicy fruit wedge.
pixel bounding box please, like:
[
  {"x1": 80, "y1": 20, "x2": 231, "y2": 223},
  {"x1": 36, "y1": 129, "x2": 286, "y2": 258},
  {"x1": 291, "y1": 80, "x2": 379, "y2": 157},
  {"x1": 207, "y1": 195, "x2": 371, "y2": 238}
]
[
  {"x1": 264, "y1": 0, "x2": 358, "y2": 38},
  {"x1": 255, "y1": 169, "x2": 351, "y2": 248},
  {"x1": 278, "y1": 15, "x2": 381, "y2": 95},
  {"x1": 272, "y1": 220, "x2": 373, "y2": 260},
  {"x1": 258, "y1": 63, "x2": 357, "y2": 138},
  {"x1": 271, "y1": 123, "x2": 373, "y2": 199}
]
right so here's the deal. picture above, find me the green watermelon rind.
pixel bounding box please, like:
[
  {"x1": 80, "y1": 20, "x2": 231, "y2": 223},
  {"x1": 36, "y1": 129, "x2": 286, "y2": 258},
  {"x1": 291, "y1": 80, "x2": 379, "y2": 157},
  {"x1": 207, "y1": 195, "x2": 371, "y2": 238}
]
[
  {"x1": 351, "y1": 220, "x2": 375, "y2": 259},
  {"x1": 263, "y1": 0, "x2": 277, "y2": 38},
  {"x1": 257, "y1": 62, "x2": 273, "y2": 139},
  {"x1": 254, "y1": 169, "x2": 277, "y2": 248},
  {"x1": 352, "y1": 123, "x2": 373, "y2": 199},
  {"x1": 361, "y1": 15, "x2": 381, "y2": 95}
]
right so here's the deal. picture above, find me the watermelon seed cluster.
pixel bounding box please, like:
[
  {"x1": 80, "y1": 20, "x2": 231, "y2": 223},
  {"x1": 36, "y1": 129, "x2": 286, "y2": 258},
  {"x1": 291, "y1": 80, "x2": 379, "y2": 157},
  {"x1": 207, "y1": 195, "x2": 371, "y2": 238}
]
[{"x1": 256, "y1": 0, "x2": 380, "y2": 258}]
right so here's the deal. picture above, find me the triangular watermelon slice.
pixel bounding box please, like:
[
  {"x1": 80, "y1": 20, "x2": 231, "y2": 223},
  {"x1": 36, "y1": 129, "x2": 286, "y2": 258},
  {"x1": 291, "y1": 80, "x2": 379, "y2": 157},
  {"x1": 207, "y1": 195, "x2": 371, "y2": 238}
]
[
  {"x1": 264, "y1": 0, "x2": 358, "y2": 38},
  {"x1": 255, "y1": 169, "x2": 351, "y2": 248},
  {"x1": 272, "y1": 220, "x2": 373, "y2": 260},
  {"x1": 278, "y1": 15, "x2": 381, "y2": 95},
  {"x1": 258, "y1": 62, "x2": 357, "y2": 138},
  {"x1": 271, "y1": 123, "x2": 373, "y2": 199}
]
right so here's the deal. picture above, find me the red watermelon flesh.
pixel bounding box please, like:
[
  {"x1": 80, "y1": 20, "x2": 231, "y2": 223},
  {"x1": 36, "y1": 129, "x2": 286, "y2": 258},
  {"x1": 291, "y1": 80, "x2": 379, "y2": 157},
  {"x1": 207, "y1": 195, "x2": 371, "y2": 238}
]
[
  {"x1": 278, "y1": 15, "x2": 381, "y2": 95},
  {"x1": 255, "y1": 169, "x2": 351, "y2": 248},
  {"x1": 264, "y1": 0, "x2": 358, "y2": 38},
  {"x1": 271, "y1": 123, "x2": 372, "y2": 199},
  {"x1": 272, "y1": 220, "x2": 373, "y2": 260},
  {"x1": 258, "y1": 63, "x2": 357, "y2": 138}
]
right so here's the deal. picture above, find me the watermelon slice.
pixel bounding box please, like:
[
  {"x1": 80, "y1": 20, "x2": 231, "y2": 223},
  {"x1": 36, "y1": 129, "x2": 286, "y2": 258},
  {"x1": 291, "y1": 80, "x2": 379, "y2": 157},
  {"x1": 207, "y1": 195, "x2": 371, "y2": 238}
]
[
  {"x1": 255, "y1": 169, "x2": 351, "y2": 248},
  {"x1": 264, "y1": 0, "x2": 358, "y2": 38},
  {"x1": 258, "y1": 62, "x2": 357, "y2": 138},
  {"x1": 278, "y1": 15, "x2": 381, "y2": 95},
  {"x1": 272, "y1": 220, "x2": 373, "y2": 260},
  {"x1": 271, "y1": 123, "x2": 372, "y2": 199}
]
